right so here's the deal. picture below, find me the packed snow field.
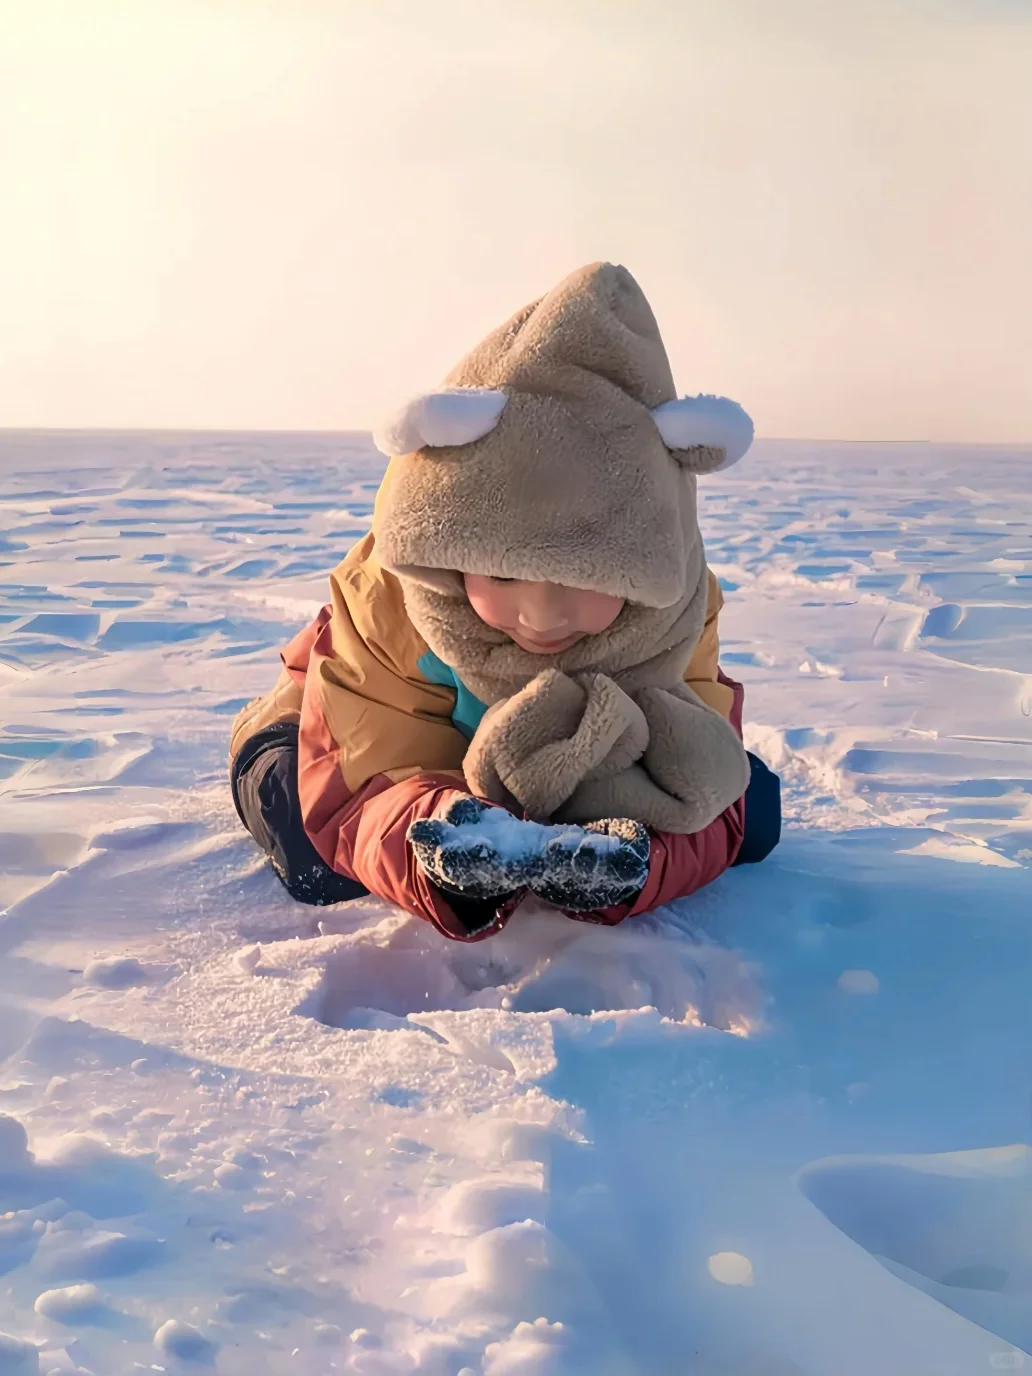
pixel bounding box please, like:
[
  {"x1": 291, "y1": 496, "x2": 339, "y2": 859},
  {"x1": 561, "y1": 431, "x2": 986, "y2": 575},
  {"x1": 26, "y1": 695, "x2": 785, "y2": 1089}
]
[{"x1": 0, "y1": 430, "x2": 1030, "y2": 1375}]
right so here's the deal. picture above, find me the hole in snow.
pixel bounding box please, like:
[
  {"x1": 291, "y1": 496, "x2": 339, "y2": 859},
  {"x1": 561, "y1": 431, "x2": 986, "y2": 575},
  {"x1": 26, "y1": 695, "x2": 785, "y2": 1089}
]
[{"x1": 306, "y1": 906, "x2": 760, "y2": 1034}]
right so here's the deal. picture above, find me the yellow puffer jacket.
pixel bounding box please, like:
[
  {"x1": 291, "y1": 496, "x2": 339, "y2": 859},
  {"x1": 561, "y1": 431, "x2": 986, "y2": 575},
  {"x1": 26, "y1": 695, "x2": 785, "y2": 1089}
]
[{"x1": 230, "y1": 532, "x2": 744, "y2": 939}]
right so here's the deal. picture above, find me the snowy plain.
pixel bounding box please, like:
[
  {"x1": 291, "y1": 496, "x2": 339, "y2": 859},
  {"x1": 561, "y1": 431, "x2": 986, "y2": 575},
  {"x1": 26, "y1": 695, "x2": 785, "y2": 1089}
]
[{"x1": 0, "y1": 429, "x2": 1030, "y2": 1375}]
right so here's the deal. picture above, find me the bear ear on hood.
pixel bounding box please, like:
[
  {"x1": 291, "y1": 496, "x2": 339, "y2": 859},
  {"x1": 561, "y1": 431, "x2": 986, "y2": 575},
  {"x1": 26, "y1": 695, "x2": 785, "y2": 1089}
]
[
  {"x1": 650, "y1": 394, "x2": 754, "y2": 473},
  {"x1": 373, "y1": 388, "x2": 507, "y2": 457}
]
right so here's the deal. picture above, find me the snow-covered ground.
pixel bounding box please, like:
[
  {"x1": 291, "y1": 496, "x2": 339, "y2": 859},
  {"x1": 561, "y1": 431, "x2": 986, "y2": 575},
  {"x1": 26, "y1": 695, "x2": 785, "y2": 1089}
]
[{"x1": 1, "y1": 430, "x2": 1030, "y2": 1375}]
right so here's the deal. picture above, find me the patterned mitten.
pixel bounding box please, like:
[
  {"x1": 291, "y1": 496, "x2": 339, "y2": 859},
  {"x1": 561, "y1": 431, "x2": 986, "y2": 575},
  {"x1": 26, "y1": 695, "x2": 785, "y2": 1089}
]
[
  {"x1": 407, "y1": 795, "x2": 541, "y2": 900},
  {"x1": 527, "y1": 817, "x2": 650, "y2": 912}
]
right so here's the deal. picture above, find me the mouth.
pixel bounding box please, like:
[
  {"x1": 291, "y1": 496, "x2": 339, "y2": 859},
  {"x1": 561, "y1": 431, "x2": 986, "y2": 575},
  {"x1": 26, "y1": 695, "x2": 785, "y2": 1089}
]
[{"x1": 516, "y1": 631, "x2": 578, "y2": 653}]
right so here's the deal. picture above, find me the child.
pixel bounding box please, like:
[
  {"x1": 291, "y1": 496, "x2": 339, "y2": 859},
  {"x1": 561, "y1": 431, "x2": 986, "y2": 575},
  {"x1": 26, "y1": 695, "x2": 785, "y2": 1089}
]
[{"x1": 229, "y1": 263, "x2": 781, "y2": 940}]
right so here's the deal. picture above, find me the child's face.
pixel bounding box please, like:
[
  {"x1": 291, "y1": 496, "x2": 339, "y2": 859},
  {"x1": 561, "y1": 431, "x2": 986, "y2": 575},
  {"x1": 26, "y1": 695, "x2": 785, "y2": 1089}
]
[{"x1": 463, "y1": 573, "x2": 625, "y2": 654}]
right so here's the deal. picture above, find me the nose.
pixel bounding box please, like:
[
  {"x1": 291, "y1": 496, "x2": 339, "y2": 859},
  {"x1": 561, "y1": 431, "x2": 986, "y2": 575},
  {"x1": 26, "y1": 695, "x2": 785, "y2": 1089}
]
[{"x1": 516, "y1": 585, "x2": 570, "y2": 635}]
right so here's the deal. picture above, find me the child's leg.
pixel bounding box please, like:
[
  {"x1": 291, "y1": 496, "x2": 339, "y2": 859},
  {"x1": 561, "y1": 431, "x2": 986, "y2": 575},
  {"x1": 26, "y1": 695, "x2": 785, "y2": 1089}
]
[
  {"x1": 231, "y1": 722, "x2": 368, "y2": 905},
  {"x1": 731, "y1": 751, "x2": 782, "y2": 866}
]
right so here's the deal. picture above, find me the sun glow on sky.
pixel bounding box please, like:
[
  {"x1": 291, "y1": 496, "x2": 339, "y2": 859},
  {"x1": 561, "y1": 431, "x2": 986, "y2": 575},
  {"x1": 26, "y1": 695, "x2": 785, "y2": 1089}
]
[{"x1": 1, "y1": 0, "x2": 1030, "y2": 440}]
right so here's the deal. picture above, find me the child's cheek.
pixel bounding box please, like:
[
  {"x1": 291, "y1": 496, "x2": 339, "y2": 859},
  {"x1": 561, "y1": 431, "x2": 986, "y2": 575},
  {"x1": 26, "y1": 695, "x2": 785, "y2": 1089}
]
[
  {"x1": 581, "y1": 602, "x2": 624, "y2": 635},
  {"x1": 468, "y1": 585, "x2": 511, "y2": 630}
]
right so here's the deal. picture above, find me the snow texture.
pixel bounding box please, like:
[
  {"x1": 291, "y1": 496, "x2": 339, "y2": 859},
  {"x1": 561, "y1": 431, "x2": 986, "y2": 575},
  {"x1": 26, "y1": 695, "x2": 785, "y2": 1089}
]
[
  {"x1": 650, "y1": 393, "x2": 755, "y2": 468},
  {"x1": 0, "y1": 430, "x2": 1030, "y2": 1374},
  {"x1": 373, "y1": 388, "x2": 508, "y2": 456}
]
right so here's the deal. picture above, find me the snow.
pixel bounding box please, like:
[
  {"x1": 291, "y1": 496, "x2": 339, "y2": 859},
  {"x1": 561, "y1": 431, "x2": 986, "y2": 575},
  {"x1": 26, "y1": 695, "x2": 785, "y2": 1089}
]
[
  {"x1": 154, "y1": 1318, "x2": 220, "y2": 1364},
  {"x1": 81, "y1": 958, "x2": 149, "y2": 991},
  {"x1": 706, "y1": 1252, "x2": 754, "y2": 1286},
  {"x1": 32, "y1": 1286, "x2": 107, "y2": 1325},
  {"x1": 436, "y1": 810, "x2": 623, "y2": 863},
  {"x1": 0, "y1": 1334, "x2": 38, "y2": 1375},
  {"x1": 0, "y1": 429, "x2": 1029, "y2": 1374}
]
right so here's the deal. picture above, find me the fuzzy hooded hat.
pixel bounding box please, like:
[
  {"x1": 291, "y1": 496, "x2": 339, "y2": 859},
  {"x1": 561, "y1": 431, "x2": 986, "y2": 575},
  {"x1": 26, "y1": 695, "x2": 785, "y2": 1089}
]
[{"x1": 372, "y1": 262, "x2": 754, "y2": 833}]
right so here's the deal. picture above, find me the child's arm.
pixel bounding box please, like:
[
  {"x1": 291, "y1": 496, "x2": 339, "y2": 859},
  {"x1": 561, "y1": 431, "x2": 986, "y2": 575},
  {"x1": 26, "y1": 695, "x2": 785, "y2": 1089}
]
[
  {"x1": 311, "y1": 768, "x2": 525, "y2": 941},
  {"x1": 277, "y1": 541, "x2": 525, "y2": 941}
]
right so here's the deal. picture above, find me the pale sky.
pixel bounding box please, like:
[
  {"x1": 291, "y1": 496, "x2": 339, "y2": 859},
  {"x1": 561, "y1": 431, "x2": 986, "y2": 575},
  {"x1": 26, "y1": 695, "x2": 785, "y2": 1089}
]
[{"x1": 1, "y1": 0, "x2": 1030, "y2": 441}]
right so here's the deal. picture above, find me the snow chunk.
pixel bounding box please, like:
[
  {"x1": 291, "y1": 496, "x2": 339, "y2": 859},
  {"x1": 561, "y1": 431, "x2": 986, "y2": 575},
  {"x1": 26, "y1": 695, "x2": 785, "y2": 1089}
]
[
  {"x1": 446, "y1": 809, "x2": 621, "y2": 863},
  {"x1": 482, "y1": 1317, "x2": 629, "y2": 1375},
  {"x1": 33, "y1": 1284, "x2": 108, "y2": 1324},
  {"x1": 42, "y1": 1230, "x2": 165, "y2": 1281},
  {"x1": 430, "y1": 1220, "x2": 599, "y2": 1327},
  {"x1": 469, "y1": 1119, "x2": 562, "y2": 1167},
  {"x1": 37, "y1": 1134, "x2": 159, "y2": 1217},
  {"x1": 0, "y1": 1116, "x2": 31, "y2": 1166},
  {"x1": 433, "y1": 1175, "x2": 545, "y2": 1237},
  {"x1": 82, "y1": 957, "x2": 148, "y2": 989},
  {"x1": 154, "y1": 1320, "x2": 219, "y2": 1365},
  {"x1": 234, "y1": 943, "x2": 263, "y2": 973},
  {"x1": 899, "y1": 836, "x2": 1021, "y2": 868},
  {"x1": 482, "y1": 1318, "x2": 567, "y2": 1375},
  {"x1": 213, "y1": 1162, "x2": 252, "y2": 1190},
  {"x1": 348, "y1": 1328, "x2": 381, "y2": 1349},
  {"x1": 707, "y1": 1252, "x2": 755, "y2": 1286},
  {"x1": 838, "y1": 969, "x2": 880, "y2": 996},
  {"x1": 0, "y1": 1333, "x2": 38, "y2": 1375}
]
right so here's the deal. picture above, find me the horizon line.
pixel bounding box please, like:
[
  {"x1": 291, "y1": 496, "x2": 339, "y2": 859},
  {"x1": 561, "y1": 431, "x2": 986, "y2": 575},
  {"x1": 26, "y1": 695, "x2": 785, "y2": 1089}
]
[{"x1": 1, "y1": 426, "x2": 1030, "y2": 449}]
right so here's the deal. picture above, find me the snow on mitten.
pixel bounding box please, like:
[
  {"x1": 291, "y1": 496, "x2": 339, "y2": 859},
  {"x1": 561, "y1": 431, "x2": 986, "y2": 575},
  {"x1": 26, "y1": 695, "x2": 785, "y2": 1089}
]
[
  {"x1": 407, "y1": 795, "x2": 540, "y2": 901},
  {"x1": 527, "y1": 817, "x2": 650, "y2": 912}
]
